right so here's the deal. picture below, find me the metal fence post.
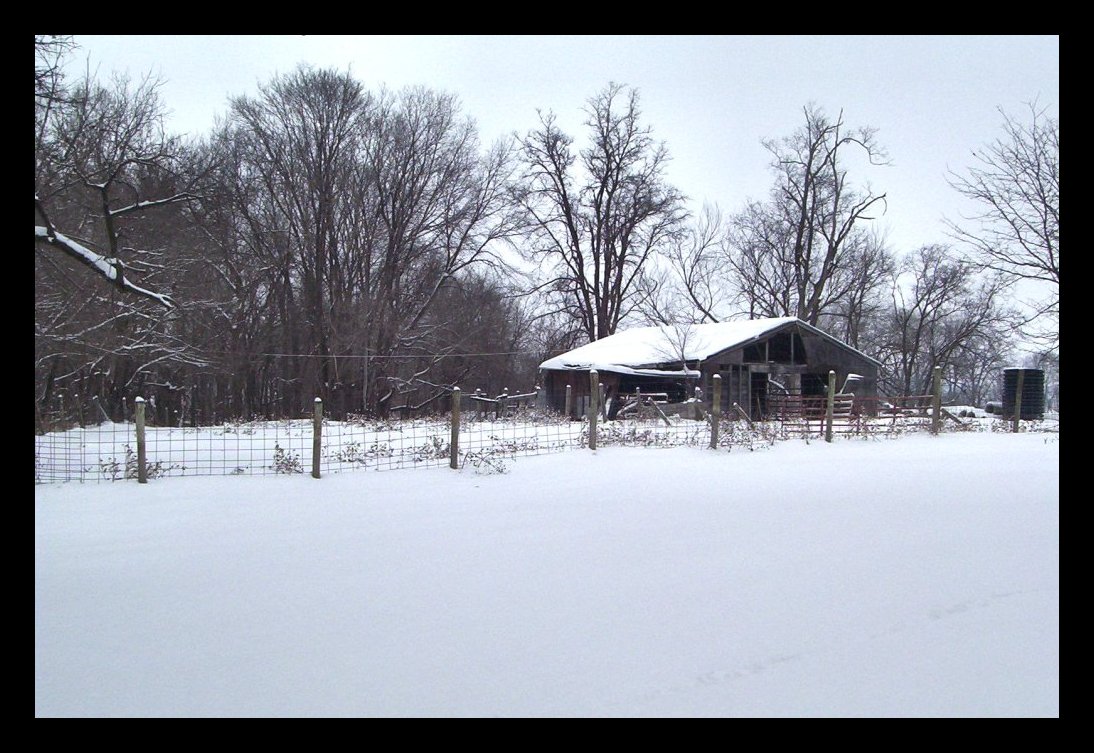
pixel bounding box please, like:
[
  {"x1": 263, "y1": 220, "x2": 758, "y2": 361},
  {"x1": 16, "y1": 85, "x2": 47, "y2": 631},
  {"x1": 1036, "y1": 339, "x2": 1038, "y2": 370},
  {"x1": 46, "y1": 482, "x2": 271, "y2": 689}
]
[
  {"x1": 931, "y1": 366, "x2": 942, "y2": 436},
  {"x1": 312, "y1": 397, "x2": 323, "y2": 478},
  {"x1": 710, "y1": 374, "x2": 721, "y2": 449},
  {"x1": 450, "y1": 387, "x2": 461, "y2": 469},
  {"x1": 825, "y1": 370, "x2": 836, "y2": 443},
  {"x1": 564, "y1": 384, "x2": 572, "y2": 419},
  {"x1": 588, "y1": 370, "x2": 598, "y2": 451},
  {"x1": 135, "y1": 396, "x2": 147, "y2": 484}
]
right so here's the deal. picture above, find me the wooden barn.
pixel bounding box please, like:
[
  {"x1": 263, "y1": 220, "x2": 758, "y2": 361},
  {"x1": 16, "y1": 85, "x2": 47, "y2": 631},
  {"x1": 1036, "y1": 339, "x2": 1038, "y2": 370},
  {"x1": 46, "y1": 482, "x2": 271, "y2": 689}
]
[{"x1": 538, "y1": 317, "x2": 881, "y2": 420}]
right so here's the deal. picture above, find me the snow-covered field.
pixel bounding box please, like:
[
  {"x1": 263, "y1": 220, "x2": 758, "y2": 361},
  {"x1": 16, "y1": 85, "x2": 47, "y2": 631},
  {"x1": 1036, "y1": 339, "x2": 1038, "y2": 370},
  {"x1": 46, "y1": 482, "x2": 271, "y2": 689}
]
[{"x1": 35, "y1": 429, "x2": 1058, "y2": 717}]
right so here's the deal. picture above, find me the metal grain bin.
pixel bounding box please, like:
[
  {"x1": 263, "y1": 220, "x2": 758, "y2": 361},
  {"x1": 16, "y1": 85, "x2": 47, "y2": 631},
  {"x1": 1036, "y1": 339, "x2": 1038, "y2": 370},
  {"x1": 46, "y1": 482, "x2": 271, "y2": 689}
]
[{"x1": 1002, "y1": 368, "x2": 1045, "y2": 420}]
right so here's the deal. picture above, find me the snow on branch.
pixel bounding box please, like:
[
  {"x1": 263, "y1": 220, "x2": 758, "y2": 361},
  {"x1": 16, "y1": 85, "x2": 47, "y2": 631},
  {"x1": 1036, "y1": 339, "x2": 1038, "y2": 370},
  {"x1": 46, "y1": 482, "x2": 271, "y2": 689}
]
[
  {"x1": 35, "y1": 226, "x2": 175, "y2": 310},
  {"x1": 108, "y1": 193, "x2": 198, "y2": 217}
]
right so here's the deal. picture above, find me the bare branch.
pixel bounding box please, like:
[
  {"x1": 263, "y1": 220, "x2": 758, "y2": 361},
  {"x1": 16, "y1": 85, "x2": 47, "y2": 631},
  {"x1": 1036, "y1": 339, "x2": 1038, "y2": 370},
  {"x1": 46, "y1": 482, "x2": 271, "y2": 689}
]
[{"x1": 35, "y1": 226, "x2": 175, "y2": 309}]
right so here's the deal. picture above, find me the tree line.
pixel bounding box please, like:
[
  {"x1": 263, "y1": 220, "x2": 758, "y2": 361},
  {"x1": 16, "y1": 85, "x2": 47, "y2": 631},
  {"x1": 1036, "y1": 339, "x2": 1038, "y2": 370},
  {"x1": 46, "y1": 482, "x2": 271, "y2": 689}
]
[{"x1": 34, "y1": 36, "x2": 1059, "y2": 430}]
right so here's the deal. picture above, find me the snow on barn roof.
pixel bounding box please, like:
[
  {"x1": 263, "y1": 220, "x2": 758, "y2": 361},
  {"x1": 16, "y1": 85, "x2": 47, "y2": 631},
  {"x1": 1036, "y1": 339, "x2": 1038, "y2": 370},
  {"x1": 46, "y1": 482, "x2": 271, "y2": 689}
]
[
  {"x1": 539, "y1": 317, "x2": 882, "y2": 373},
  {"x1": 540, "y1": 317, "x2": 795, "y2": 372}
]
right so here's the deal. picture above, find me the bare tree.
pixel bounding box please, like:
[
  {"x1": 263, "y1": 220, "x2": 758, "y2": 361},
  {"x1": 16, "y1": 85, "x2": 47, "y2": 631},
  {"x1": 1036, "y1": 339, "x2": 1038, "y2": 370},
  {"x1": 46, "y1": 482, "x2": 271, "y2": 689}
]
[
  {"x1": 35, "y1": 40, "x2": 192, "y2": 310},
  {"x1": 726, "y1": 104, "x2": 890, "y2": 328},
  {"x1": 517, "y1": 83, "x2": 688, "y2": 342},
  {"x1": 362, "y1": 87, "x2": 523, "y2": 410},
  {"x1": 945, "y1": 331, "x2": 1012, "y2": 406},
  {"x1": 816, "y1": 229, "x2": 896, "y2": 350},
  {"x1": 36, "y1": 51, "x2": 533, "y2": 426},
  {"x1": 875, "y1": 245, "x2": 1016, "y2": 398},
  {"x1": 221, "y1": 71, "x2": 523, "y2": 415},
  {"x1": 726, "y1": 198, "x2": 799, "y2": 319},
  {"x1": 35, "y1": 45, "x2": 210, "y2": 427},
  {"x1": 946, "y1": 102, "x2": 1059, "y2": 349},
  {"x1": 658, "y1": 203, "x2": 734, "y2": 324},
  {"x1": 226, "y1": 67, "x2": 371, "y2": 410}
]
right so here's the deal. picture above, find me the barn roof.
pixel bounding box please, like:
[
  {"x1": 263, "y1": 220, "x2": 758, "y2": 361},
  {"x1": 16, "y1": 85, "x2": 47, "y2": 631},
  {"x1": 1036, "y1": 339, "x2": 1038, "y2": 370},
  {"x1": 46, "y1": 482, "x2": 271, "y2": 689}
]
[{"x1": 539, "y1": 317, "x2": 881, "y2": 372}]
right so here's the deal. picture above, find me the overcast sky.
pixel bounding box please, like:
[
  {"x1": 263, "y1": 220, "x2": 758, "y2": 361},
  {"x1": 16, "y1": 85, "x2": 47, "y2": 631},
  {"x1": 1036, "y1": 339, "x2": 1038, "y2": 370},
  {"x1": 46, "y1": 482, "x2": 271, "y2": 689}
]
[{"x1": 64, "y1": 35, "x2": 1058, "y2": 257}]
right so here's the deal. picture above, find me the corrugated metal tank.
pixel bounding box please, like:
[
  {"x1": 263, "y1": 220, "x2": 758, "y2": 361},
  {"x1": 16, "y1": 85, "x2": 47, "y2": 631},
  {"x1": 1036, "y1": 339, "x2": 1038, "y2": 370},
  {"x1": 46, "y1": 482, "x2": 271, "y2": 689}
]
[{"x1": 1002, "y1": 368, "x2": 1045, "y2": 420}]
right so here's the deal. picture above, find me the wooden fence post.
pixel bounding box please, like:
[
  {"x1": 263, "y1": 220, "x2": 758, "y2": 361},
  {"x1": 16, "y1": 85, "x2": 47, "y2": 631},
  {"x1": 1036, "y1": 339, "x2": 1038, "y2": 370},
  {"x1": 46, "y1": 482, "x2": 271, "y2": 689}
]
[
  {"x1": 498, "y1": 388, "x2": 508, "y2": 420},
  {"x1": 588, "y1": 370, "x2": 598, "y2": 451},
  {"x1": 710, "y1": 374, "x2": 721, "y2": 449},
  {"x1": 312, "y1": 397, "x2": 323, "y2": 478},
  {"x1": 564, "y1": 384, "x2": 572, "y2": 419},
  {"x1": 1012, "y1": 369, "x2": 1025, "y2": 433},
  {"x1": 825, "y1": 370, "x2": 836, "y2": 443},
  {"x1": 931, "y1": 366, "x2": 943, "y2": 436},
  {"x1": 135, "y1": 396, "x2": 147, "y2": 484},
  {"x1": 450, "y1": 387, "x2": 461, "y2": 469}
]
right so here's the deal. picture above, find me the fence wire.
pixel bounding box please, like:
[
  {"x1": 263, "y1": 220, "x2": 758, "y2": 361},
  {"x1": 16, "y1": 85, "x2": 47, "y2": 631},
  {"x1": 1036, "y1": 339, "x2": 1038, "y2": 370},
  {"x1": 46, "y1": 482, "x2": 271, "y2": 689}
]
[
  {"x1": 34, "y1": 393, "x2": 1059, "y2": 484},
  {"x1": 35, "y1": 421, "x2": 135, "y2": 483},
  {"x1": 459, "y1": 407, "x2": 585, "y2": 470},
  {"x1": 320, "y1": 416, "x2": 452, "y2": 473}
]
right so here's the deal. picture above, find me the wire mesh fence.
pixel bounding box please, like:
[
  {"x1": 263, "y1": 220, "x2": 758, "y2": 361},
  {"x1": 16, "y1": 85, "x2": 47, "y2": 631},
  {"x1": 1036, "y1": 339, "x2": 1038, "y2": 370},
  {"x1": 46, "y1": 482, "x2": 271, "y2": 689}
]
[
  {"x1": 460, "y1": 408, "x2": 585, "y2": 469},
  {"x1": 34, "y1": 418, "x2": 319, "y2": 482},
  {"x1": 34, "y1": 421, "x2": 136, "y2": 483},
  {"x1": 34, "y1": 389, "x2": 1059, "y2": 484},
  {"x1": 317, "y1": 416, "x2": 451, "y2": 473}
]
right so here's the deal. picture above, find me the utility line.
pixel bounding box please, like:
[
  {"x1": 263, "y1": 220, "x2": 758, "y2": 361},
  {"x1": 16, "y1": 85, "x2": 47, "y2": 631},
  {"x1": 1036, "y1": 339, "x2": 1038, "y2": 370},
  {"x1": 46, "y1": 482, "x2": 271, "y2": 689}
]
[{"x1": 194, "y1": 349, "x2": 562, "y2": 360}]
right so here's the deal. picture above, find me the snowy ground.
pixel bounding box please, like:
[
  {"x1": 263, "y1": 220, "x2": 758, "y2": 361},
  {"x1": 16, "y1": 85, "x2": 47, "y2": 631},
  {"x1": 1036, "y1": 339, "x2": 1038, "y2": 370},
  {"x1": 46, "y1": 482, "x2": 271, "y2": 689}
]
[{"x1": 35, "y1": 430, "x2": 1059, "y2": 717}]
